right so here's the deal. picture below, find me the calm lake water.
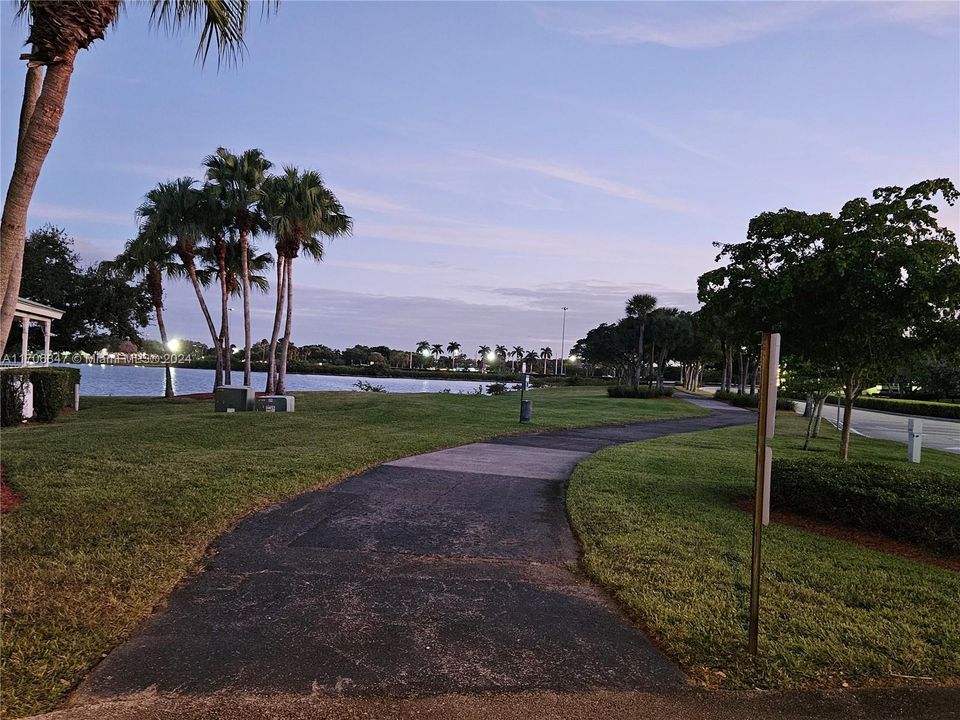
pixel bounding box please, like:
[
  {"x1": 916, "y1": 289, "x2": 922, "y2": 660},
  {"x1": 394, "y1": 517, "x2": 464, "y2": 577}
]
[{"x1": 53, "y1": 364, "x2": 491, "y2": 397}]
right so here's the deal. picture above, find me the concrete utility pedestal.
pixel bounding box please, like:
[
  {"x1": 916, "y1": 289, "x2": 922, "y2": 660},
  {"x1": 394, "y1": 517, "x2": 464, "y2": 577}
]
[
  {"x1": 256, "y1": 395, "x2": 295, "y2": 413},
  {"x1": 907, "y1": 418, "x2": 922, "y2": 463},
  {"x1": 214, "y1": 386, "x2": 255, "y2": 412}
]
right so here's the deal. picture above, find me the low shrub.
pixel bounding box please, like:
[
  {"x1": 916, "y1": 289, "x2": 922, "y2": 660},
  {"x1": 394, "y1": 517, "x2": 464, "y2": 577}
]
[
  {"x1": 0, "y1": 369, "x2": 30, "y2": 427},
  {"x1": 772, "y1": 457, "x2": 959, "y2": 553},
  {"x1": 827, "y1": 395, "x2": 960, "y2": 420},
  {"x1": 486, "y1": 382, "x2": 509, "y2": 396},
  {"x1": 714, "y1": 390, "x2": 795, "y2": 411},
  {"x1": 0, "y1": 367, "x2": 80, "y2": 425},
  {"x1": 607, "y1": 385, "x2": 675, "y2": 398}
]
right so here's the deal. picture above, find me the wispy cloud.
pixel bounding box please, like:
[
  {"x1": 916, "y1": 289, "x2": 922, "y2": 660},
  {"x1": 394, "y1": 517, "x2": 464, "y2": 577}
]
[
  {"x1": 533, "y1": 2, "x2": 816, "y2": 49},
  {"x1": 335, "y1": 188, "x2": 408, "y2": 214},
  {"x1": 534, "y1": 2, "x2": 957, "y2": 49},
  {"x1": 28, "y1": 202, "x2": 134, "y2": 228},
  {"x1": 465, "y1": 150, "x2": 699, "y2": 214}
]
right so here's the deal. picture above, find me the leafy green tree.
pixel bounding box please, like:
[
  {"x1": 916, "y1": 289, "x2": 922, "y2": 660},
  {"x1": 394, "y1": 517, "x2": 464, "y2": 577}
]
[
  {"x1": 10, "y1": 225, "x2": 151, "y2": 356},
  {"x1": 2, "y1": 1, "x2": 269, "y2": 350},
  {"x1": 702, "y1": 179, "x2": 959, "y2": 459}
]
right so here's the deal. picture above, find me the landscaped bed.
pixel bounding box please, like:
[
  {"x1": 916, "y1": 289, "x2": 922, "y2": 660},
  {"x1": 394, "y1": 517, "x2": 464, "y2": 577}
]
[
  {"x1": 0, "y1": 387, "x2": 704, "y2": 718},
  {"x1": 567, "y1": 411, "x2": 960, "y2": 690}
]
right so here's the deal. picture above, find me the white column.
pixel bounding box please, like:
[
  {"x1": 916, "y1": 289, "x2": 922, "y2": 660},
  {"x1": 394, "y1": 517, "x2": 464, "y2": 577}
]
[
  {"x1": 43, "y1": 320, "x2": 51, "y2": 366},
  {"x1": 20, "y1": 317, "x2": 29, "y2": 367}
]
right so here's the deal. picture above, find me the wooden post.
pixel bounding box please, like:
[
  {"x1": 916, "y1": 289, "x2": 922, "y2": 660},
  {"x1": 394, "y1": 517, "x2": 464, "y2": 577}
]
[{"x1": 748, "y1": 332, "x2": 780, "y2": 654}]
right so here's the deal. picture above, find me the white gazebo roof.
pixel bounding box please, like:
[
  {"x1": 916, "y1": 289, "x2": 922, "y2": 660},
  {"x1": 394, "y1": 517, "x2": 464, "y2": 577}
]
[
  {"x1": 15, "y1": 297, "x2": 65, "y2": 322},
  {"x1": 14, "y1": 297, "x2": 65, "y2": 367}
]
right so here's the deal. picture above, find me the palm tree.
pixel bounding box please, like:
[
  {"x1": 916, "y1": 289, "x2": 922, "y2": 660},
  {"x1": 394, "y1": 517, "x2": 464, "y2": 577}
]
[
  {"x1": 511, "y1": 345, "x2": 525, "y2": 372},
  {"x1": 430, "y1": 343, "x2": 443, "y2": 369},
  {"x1": 540, "y1": 346, "x2": 553, "y2": 374},
  {"x1": 194, "y1": 183, "x2": 234, "y2": 383},
  {"x1": 199, "y1": 237, "x2": 272, "y2": 383},
  {"x1": 203, "y1": 147, "x2": 273, "y2": 386},
  {"x1": 113, "y1": 229, "x2": 183, "y2": 398},
  {"x1": 446, "y1": 341, "x2": 461, "y2": 370},
  {"x1": 1, "y1": 1, "x2": 267, "y2": 349},
  {"x1": 416, "y1": 340, "x2": 431, "y2": 368},
  {"x1": 137, "y1": 177, "x2": 224, "y2": 388},
  {"x1": 495, "y1": 344, "x2": 508, "y2": 368},
  {"x1": 523, "y1": 350, "x2": 538, "y2": 373},
  {"x1": 260, "y1": 167, "x2": 351, "y2": 393},
  {"x1": 625, "y1": 293, "x2": 658, "y2": 388},
  {"x1": 478, "y1": 344, "x2": 491, "y2": 372}
]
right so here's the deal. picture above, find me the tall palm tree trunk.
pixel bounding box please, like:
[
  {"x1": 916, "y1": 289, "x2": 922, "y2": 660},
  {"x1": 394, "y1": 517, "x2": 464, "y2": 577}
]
[
  {"x1": 240, "y1": 229, "x2": 253, "y2": 386},
  {"x1": 147, "y1": 264, "x2": 174, "y2": 399},
  {"x1": 277, "y1": 257, "x2": 294, "y2": 394},
  {"x1": 0, "y1": 54, "x2": 76, "y2": 348},
  {"x1": 216, "y1": 239, "x2": 231, "y2": 385},
  {"x1": 636, "y1": 323, "x2": 645, "y2": 389},
  {"x1": 266, "y1": 254, "x2": 286, "y2": 393},
  {"x1": 183, "y1": 259, "x2": 222, "y2": 389}
]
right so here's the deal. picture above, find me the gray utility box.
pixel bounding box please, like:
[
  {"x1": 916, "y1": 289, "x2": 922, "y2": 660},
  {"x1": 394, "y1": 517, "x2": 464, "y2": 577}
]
[
  {"x1": 256, "y1": 395, "x2": 295, "y2": 413},
  {"x1": 214, "y1": 385, "x2": 255, "y2": 413}
]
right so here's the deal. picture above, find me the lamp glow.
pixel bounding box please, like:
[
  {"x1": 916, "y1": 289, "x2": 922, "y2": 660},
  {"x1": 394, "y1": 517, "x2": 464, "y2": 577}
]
[{"x1": 167, "y1": 339, "x2": 182, "y2": 353}]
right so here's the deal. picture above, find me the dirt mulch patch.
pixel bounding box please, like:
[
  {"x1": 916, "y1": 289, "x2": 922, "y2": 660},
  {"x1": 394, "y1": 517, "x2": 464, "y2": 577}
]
[
  {"x1": 1, "y1": 465, "x2": 22, "y2": 513},
  {"x1": 735, "y1": 498, "x2": 959, "y2": 572}
]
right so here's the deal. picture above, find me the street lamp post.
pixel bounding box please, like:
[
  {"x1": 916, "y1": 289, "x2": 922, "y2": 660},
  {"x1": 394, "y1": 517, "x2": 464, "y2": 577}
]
[{"x1": 559, "y1": 306, "x2": 568, "y2": 375}]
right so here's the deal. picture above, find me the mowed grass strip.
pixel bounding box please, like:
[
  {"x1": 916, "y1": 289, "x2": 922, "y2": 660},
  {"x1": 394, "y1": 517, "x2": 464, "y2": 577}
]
[
  {"x1": 567, "y1": 411, "x2": 960, "y2": 690},
  {"x1": 0, "y1": 387, "x2": 704, "y2": 718}
]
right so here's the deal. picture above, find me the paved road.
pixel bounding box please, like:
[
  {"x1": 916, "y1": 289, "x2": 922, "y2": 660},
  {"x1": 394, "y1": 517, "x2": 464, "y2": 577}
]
[
  {"x1": 806, "y1": 403, "x2": 959, "y2": 455},
  {"x1": 44, "y1": 399, "x2": 956, "y2": 720}
]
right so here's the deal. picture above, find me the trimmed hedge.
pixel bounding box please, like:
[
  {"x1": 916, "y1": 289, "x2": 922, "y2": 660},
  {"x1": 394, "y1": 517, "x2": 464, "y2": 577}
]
[
  {"x1": 0, "y1": 367, "x2": 80, "y2": 426},
  {"x1": 714, "y1": 390, "x2": 795, "y2": 411},
  {"x1": 827, "y1": 395, "x2": 960, "y2": 420},
  {"x1": 607, "y1": 385, "x2": 675, "y2": 398},
  {"x1": 772, "y1": 457, "x2": 959, "y2": 553},
  {"x1": 1, "y1": 368, "x2": 29, "y2": 427}
]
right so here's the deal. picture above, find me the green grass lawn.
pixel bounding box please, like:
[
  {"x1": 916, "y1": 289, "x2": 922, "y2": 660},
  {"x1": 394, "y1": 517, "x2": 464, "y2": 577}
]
[
  {"x1": 0, "y1": 387, "x2": 703, "y2": 718},
  {"x1": 568, "y1": 411, "x2": 960, "y2": 690}
]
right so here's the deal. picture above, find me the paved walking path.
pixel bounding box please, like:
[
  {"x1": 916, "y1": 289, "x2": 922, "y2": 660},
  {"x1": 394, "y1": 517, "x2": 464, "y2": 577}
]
[{"x1": 47, "y1": 399, "x2": 956, "y2": 720}]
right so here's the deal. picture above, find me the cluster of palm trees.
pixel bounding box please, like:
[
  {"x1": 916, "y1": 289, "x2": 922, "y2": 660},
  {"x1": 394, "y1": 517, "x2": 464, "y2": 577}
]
[
  {"x1": 115, "y1": 147, "x2": 352, "y2": 397},
  {"x1": 416, "y1": 341, "x2": 555, "y2": 374}
]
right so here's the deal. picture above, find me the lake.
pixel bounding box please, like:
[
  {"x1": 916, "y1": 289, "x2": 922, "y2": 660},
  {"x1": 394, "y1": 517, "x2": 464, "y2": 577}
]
[{"x1": 54, "y1": 364, "x2": 492, "y2": 397}]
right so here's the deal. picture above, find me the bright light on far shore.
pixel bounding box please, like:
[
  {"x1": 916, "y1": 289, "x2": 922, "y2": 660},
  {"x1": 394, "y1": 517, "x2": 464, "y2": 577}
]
[
  {"x1": 421, "y1": 349, "x2": 431, "y2": 356},
  {"x1": 167, "y1": 339, "x2": 182, "y2": 352},
  {"x1": 486, "y1": 351, "x2": 496, "y2": 361},
  {"x1": 568, "y1": 354, "x2": 578, "y2": 361}
]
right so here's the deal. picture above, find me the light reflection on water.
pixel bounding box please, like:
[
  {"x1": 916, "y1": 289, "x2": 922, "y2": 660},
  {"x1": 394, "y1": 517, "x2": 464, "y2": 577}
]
[{"x1": 62, "y1": 364, "x2": 491, "y2": 397}]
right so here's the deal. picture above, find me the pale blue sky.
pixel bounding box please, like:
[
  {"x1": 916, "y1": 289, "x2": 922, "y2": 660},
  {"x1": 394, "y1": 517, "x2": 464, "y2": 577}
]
[{"x1": 2, "y1": 1, "x2": 958, "y2": 352}]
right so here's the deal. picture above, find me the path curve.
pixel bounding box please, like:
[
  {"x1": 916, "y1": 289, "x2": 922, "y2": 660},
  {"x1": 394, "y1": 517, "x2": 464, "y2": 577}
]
[{"x1": 68, "y1": 399, "x2": 749, "y2": 705}]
